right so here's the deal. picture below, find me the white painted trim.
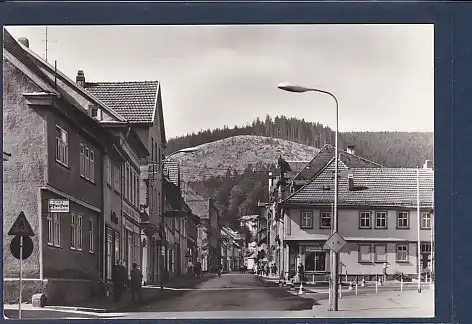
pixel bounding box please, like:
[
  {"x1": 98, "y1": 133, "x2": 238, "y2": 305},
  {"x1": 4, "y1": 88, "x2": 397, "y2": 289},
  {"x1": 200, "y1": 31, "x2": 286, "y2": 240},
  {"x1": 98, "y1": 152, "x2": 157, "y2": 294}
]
[
  {"x1": 151, "y1": 83, "x2": 159, "y2": 126},
  {"x1": 39, "y1": 185, "x2": 101, "y2": 213},
  {"x1": 3, "y1": 49, "x2": 58, "y2": 95}
]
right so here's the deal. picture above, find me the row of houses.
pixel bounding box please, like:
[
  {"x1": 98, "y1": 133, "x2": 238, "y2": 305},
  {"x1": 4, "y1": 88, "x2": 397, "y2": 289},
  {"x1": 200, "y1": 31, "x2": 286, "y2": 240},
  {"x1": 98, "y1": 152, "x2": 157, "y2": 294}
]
[
  {"x1": 2, "y1": 30, "x2": 226, "y2": 305},
  {"x1": 257, "y1": 145, "x2": 435, "y2": 282}
]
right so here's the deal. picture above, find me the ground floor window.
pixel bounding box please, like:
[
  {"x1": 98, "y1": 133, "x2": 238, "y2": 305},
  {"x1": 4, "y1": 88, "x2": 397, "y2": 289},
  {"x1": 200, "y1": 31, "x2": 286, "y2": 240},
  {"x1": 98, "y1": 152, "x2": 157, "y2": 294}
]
[
  {"x1": 47, "y1": 213, "x2": 62, "y2": 247},
  {"x1": 305, "y1": 251, "x2": 327, "y2": 272},
  {"x1": 106, "y1": 232, "x2": 113, "y2": 280},
  {"x1": 396, "y1": 244, "x2": 409, "y2": 262}
]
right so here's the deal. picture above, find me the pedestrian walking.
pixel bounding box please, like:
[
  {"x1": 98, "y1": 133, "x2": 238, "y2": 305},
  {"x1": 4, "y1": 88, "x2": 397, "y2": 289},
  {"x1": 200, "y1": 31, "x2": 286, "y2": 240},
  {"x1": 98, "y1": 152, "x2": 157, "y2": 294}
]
[
  {"x1": 130, "y1": 263, "x2": 143, "y2": 304},
  {"x1": 111, "y1": 260, "x2": 125, "y2": 302},
  {"x1": 298, "y1": 263, "x2": 305, "y2": 284},
  {"x1": 195, "y1": 261, "x2": 202, "y2": 278}
]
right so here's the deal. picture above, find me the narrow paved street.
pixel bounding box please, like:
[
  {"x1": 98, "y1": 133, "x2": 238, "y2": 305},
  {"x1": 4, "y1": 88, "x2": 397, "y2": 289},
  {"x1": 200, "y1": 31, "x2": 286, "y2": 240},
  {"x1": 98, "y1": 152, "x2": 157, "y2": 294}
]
[{"x1": 135, "y1": 273, "x2": 313, "y2": 313}]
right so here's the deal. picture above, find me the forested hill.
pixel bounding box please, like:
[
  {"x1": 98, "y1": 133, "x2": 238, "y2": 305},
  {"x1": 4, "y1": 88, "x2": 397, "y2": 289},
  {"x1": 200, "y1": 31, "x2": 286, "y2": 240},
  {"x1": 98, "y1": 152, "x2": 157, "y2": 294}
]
[{"x1": 166, "y1": 115, "x2": 434, "y2": 168}]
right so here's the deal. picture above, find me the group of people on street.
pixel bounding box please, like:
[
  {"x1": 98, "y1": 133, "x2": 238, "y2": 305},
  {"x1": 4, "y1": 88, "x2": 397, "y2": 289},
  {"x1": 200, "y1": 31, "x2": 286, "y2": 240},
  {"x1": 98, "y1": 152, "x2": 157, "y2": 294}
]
[
  {"x1": 238, "y1": 265, "x2": 248, "y2": 273},
  {"x1": 187, "y1": 259, "x2": 203, "y2": 278},
  {"x1": 111, "y1": 261, "x2": 143, "y2": 304}
]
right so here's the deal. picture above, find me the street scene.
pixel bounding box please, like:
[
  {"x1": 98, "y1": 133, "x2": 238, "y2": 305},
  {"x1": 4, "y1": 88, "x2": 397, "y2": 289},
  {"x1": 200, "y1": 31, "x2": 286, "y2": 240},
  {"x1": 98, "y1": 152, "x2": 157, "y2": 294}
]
[{"x1": 3, "y1": 24, "x2": 434, "y2": 319}]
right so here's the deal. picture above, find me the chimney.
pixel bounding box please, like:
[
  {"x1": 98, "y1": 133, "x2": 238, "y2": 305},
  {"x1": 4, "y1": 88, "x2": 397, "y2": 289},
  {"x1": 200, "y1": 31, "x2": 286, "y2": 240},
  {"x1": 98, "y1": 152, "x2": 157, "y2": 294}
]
[
  {"x1": 76, "y1": 70, "x2": 85, "y2": 87},
  {"x1": 423, "y1": 160, "x2": 433, "y2": 169},
  {"x1": 18, "y1": 37, "x2": 29, "y2": 48},
  {"x1": 346, "y1": 145, "x2": 356, "y2": 155},
  {"x1": 347, "y1": 169, "x2": 354, "y2": 191}
]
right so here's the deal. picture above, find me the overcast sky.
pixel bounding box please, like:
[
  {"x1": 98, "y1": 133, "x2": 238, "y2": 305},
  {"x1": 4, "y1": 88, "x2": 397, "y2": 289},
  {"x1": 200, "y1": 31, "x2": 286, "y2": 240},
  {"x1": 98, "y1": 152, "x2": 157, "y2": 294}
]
[{"x1": 6, "y1": 25, "x2": 434, "y2": 139}]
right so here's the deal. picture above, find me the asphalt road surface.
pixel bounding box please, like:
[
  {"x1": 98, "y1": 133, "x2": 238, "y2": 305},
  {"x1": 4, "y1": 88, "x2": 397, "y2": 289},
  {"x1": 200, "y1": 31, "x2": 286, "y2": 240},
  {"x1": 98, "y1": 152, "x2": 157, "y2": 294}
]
[
  {"x1": 4, "y1": 309, "x2": 100, "y2": 319},
  {"x1": 135, "y1": 273, "x2": 314, "y2": 313}
]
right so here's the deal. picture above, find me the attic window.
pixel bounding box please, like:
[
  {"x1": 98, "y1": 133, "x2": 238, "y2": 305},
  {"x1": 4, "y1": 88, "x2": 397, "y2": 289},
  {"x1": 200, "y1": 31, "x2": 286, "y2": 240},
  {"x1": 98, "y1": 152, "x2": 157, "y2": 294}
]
[
  {"x1": 89, "y1": 105, "x2": 102, "y2": 120},
  {"x1": 322, "y1": 185, "x2": 331, "y2": 191}
]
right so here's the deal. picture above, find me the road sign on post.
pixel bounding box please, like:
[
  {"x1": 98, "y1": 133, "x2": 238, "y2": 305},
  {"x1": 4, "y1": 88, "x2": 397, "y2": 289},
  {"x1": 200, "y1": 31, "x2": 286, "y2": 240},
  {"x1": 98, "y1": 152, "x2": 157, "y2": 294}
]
[
  {"x1": 324, "y1": 232, "x2": 347, "y2": 254},
  {"x1": 11, "y1": 235, "x2": 34, "y2": 260},
  {"x1": 8, "y1": 211, "x2": 35, "y2": 320}
]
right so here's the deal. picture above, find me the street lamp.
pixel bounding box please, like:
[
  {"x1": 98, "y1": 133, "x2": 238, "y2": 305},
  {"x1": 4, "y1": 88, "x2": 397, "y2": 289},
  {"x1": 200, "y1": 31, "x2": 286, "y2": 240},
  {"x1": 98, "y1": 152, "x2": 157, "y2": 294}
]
[{"x1": 278, "y1": 82, "x2": 340, "y2": 311}]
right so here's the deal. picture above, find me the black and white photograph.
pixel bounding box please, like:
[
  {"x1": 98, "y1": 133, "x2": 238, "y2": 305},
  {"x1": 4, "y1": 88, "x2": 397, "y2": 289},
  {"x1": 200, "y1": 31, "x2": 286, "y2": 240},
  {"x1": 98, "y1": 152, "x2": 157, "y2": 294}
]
[{"x1": 3, "y1": 24, "x2": 434, "y2": 319}]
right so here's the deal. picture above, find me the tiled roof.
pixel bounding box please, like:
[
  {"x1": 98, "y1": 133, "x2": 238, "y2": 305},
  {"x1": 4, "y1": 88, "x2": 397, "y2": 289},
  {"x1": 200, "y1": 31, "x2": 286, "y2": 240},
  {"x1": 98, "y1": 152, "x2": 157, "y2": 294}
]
[
  {"x1": 294, "y1": 145, "x2": 383, "y2": 182},
  {"x1": 286, "y1": 161, "x2": 310, "y2": 180},
  {"x1": 85, "y1": 81, "x2": 159, "y2": 123},
  {"x1": 284, "y1": 161, "x2": 434, "y2": 208},
  {"x1": 163, "y1": 161, "x2": 179, "y2": 186},
  {"x1": 182, "y1": 187, "x2": 210, "y2": 219}
]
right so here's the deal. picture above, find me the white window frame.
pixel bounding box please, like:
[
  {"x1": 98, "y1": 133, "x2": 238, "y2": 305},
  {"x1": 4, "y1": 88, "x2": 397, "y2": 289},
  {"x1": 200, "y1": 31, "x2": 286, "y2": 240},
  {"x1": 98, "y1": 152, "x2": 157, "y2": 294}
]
[
  {"x1": 374, "y1": 244, "x2": 387, "y2": 262},
  {"x1": 55, "y1": 125, "x2": 69, "y2": 166},
  {"x1": 71, "y1": 213, "x2": 83, "y2": 251},
  {"x1": 80, "y1": 143, "x2": 95, "y2": 182},
  {"x1": 421, "y1": 212, "x2": 431, "y2": 229},
  {"x1": 358, "y1": 244, "x2": 372, "y2": 262},
  {"x1": 300, "y1": 211, "x2": 313, "y2": 229},
  {"x1": 397, "y1": 211, "x2": 409, "y2": 229},
  {"x1": 375, "y1": 211, "x2": 387, "y2": 229},
  {"x1": 106, "y1": 156, "x2": 112, "y2": 186},
  {"x1": 47, "y1": 213, "x2": 61, "y2": 247},
  {"x1": 89, "y1": 219, "x2": 94, "y2": 253},
  {"x1": 420, "y1": 243, "x2": 432, "y2": 253},
  {"x1": 359, "y1": 211, "x2": 372, "y2": 229},
  {"x1": 396, "y1": 244, "x2": 408, "y2": 262},
  {"x1": 320, "y1": 211, "x2": 331, "y2": 229},
  {"x1": 134, "y1": 234, "x2": 140, "y2": 264}
]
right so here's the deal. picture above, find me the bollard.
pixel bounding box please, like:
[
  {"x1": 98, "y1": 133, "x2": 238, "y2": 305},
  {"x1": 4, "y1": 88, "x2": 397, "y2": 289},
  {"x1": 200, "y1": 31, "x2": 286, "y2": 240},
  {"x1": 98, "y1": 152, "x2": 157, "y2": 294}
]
[
  {"x1": 355, "y1": 282, "x2": 358, "y2": 296},
  {"x1": 298, "y1": 280, "x2": 305, "y2": 295},
  {"x1": 375, "y1": 279, "x2": 378, "y2": 294},
  {"x1": 339, "y1": 282, "x2": 342, "y2": 299},
  {"x1": 400, "y1": 273, "x2": 404, "y2": 292},
  {"x1": 348, "y1": 281, "x2": 353, "y2": 291},
  {"x1": 312, "y1": 274, "x2": 315, "y2": 283},
  {"x1": 361, "y1": 277, "x2": 365, "y2": 287}
]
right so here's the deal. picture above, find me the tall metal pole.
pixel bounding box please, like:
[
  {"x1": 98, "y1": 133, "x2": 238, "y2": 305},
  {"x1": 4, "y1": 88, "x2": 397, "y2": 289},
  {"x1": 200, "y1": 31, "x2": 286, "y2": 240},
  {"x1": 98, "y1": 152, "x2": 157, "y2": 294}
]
[
  {"x1": 19, "y1": 236, "x2": 23, "y2": 319},
  {"x1": 416, "y1": 167, "x2": 422, "y2": 293},
  {"x1": 332, "y1": 93, "x2": 339, "y2": 311}
]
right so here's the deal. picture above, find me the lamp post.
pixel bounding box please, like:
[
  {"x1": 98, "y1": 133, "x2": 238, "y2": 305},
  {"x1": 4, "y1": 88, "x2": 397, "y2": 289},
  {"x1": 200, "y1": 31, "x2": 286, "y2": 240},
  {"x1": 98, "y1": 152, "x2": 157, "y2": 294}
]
[{"x1": 278, "y1": 82, "x2": 340, "y2": 311}]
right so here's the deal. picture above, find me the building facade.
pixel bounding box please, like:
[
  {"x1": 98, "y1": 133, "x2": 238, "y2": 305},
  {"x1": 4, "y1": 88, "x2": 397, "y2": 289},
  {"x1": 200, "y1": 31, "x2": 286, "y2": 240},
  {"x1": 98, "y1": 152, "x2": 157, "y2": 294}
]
[
  {"x1": 3, "y1": 31, "x2": 127, "y2": 304},
  {"x1": 280, "y1": 159, "x2": 435, "y2": 281},
  {"x1": 85, "y1": 80, "x2": 167, "y2": 285}
]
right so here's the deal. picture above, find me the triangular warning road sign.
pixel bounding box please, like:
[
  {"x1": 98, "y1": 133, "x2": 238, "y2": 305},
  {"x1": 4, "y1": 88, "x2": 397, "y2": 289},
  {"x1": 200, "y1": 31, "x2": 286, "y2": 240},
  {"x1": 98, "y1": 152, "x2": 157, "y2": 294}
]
[{"x1": 8, "y1": 211, "x2": 35, "y2": 236}]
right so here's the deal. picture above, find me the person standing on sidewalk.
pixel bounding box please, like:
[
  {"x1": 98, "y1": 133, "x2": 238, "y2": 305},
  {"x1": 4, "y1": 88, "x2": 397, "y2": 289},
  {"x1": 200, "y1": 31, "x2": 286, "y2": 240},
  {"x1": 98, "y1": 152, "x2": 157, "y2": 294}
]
[
  {"x1": 187, "y1": 260, "x2": 194, "y2": 277},
  {"x1": 130, "y1": 263, "x2": 143, "y2": 304},
  {"x1": 298, "y1": 263, "x2": 305, "y2": 284},
  {"x1": 112, "y1": 260, "x2": 125, "y2": 302}
]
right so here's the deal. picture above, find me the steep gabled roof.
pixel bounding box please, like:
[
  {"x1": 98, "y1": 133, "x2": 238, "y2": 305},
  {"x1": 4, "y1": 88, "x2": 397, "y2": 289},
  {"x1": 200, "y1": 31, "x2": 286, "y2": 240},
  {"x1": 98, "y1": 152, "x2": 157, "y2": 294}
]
[
  {"x1": 293, "y1": 144, "x2": 383, "y2": 182},
  {"x1": 85, "y1": 81, "x2": 159, "y2": 123},
  {"x1": 283, "y1": 160, "x2": 434, "y2": 208}
]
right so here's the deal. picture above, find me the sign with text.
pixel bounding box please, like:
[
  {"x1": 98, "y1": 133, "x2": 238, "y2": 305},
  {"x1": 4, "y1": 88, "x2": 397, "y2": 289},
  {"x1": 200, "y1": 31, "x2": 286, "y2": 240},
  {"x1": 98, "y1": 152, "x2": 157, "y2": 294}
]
[
  {"x1": 324, "y1": 232, "x2": 347, "y2": 254},
  {"x1": 48, "y1": 199, "x2": 69, "y2": 213}
]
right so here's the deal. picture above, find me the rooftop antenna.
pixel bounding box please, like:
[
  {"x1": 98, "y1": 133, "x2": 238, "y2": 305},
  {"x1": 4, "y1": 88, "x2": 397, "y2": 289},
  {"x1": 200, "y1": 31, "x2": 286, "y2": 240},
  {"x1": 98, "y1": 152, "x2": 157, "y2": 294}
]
[{"x1": 42, "y1": 26, "x2": 57, "y2": 62}]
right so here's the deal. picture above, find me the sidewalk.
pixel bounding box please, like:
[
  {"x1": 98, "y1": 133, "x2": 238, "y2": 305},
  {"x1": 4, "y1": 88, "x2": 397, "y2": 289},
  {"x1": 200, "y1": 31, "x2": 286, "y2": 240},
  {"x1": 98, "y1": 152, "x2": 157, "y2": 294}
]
[
  {"x1": 312, "y1": 288, "x2": 434, "y2": 318},
  {"x1": 30, "y1": 274, "x2": 215, "y2": 313}
]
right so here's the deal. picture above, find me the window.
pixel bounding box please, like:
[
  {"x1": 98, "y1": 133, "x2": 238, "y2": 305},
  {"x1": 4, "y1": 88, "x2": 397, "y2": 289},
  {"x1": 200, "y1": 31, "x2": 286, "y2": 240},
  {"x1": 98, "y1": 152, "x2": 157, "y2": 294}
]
[
  {"x1": 136, "y1": 176, "x2": 140, "y2": 207},
  {"x1": 134, "y1": 234, "x2": 140, "y2": 264},
  {"x1": 55, "y1": 125, "x2": 68, "y2": 166},
  {"x1": 47, "y1": 213, "x2": 61, "y2": 247},
  {"x1": 320, "y1": 211, "x2": 331, "y2": 229},
  {"x1": 114, "y1": 234, "x2": 120, "y2": 263},
  {"x1": 89, "y1": 219, "x2": 94, "y2": 253},
  {"x1": 300, "y1": 211, "x2": 313, "y2": 229},
  {"x1": 359, "y1": 211, "x2": 372, "y2": 229},
  {"x1": 375, "y1": 212, "x2": 387, "y2": 229},
  {"x1": 374, "y1": 244, "x2": 387, "y2": 262},
  {"x1": 421, "y1": 243, "x2": 432, "y2": 253},
  {"x1": 106, "y1": 233, "x2": 113, "y2": 280},
  {"x1": 91, "y1": 107, "x2": 98, "y2": 118},
  {"x1": 80, "y1": 143, "x2": 95, "y2": 182},
  {"x1": 396, "y1": 244, "x2": 408, "y2": 262},
  {"x1": 286, "y1": 214, "x2": 291, "y2": 235},
  {"x1": 421, "y1": 212, "x2": 431, "y2": 229},
  {"x1": 113, "y1": 165, "x2": 120, "y2": 192},
  {"x1": 358, "y1": 244, "x2": 371, "y2": 262},
  {"x1": 397, "y1": 211, "x2": 409, "y2": 229},
  {"x1": 106, "y1": 157, "x2": 112, "y2": 186},
  {"x1": 71, "y1": 213, "x2": 83, "y2": 251}
]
